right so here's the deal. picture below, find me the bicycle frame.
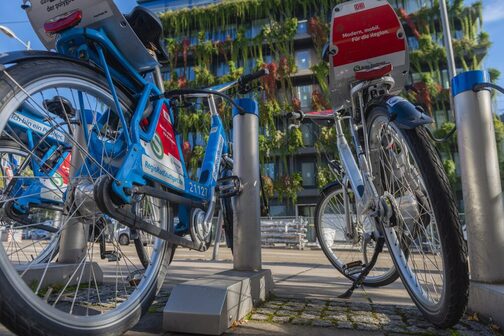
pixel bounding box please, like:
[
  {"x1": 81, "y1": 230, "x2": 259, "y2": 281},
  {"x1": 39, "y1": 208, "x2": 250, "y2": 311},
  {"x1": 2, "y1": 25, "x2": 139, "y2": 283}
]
[
  {"x1": 5, "y1": 104, "x2": 72, "y2": 212},
  {"x1": 53, "y1": 27, "x2": 231, "y2": 234}
]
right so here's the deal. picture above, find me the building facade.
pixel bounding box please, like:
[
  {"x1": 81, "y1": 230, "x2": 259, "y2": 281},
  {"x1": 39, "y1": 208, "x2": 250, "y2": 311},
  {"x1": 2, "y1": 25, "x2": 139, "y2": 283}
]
[{"x1": 137, "y1": 0, "x2": 496, "y2": 220}]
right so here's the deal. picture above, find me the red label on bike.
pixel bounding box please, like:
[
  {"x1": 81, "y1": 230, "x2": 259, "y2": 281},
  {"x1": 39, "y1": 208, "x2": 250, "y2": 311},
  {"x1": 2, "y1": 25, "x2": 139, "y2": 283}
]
[
  {"x1": 141, "y1": 104, "x2": 185, "y2": 190},
  {"x1": 328, "y1": 0, "x2": 409, "y2": 108},
  {"x1": 331, "y1": 3, "x2": 405, "y2": 66},
  {"x1": 57, "y1": 154, "x2": 71, "y2": 185},
  {"x1": 155, "y1": 105, "x2": 181, "y2": 161}
]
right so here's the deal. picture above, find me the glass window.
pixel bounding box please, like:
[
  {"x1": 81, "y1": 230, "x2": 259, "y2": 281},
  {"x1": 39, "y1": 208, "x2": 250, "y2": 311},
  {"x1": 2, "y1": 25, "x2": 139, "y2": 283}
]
[
  {"x1": 263, "y1": 54, "x2": 273, "y2": 64},
  {"x1": 215, "y1": 63, "x2": 230, "y2": 77},
  {"x1": 407, "y1": 36, "x2": 419, "y2": 50},
  {"x1": 435, "y1": 110, "x2": 448, "y2": 126},
  {"x1": 264, "y1": 163, "x2": 275, "y2": 179},
  {"x1": 270, "y1": 205, "x2": 287, "y2": 217},
  {"x1": 250, "y1": 19, "x2": 269, "y2": 38},
  {"x1": 441, "y1": 70, "x2": 450, "y2": 89},
  {"x1": 297, "y1": 85, "x2": 313, "y2": 110},
  {"x1": 453, "y1": 152, "x2": 461, "y2": 177},
  {"x1": 301, "y1": 162, "x2": 315, "y2": 187},
  {"x1": 300, "y1": 123, "x2": 315, "y2": 147},
  {"x1": 454, "y1": 30, "x2": 464, "y2": 40},
  {"x1": 295, "y1": 50, "x2": 312, "y2": 70},
  {"x1": 297, "y1": 20, "x2": 308, "y2": 34}
]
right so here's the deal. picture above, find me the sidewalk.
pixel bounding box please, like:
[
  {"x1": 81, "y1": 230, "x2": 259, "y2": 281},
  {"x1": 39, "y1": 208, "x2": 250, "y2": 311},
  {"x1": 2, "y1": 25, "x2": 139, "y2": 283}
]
[
  {"x1": 127, "y1": 248, "x2": 500, "y2": 336},
  {"x1": 0, "y1": 248, "x2": 499, "y2": 336}
]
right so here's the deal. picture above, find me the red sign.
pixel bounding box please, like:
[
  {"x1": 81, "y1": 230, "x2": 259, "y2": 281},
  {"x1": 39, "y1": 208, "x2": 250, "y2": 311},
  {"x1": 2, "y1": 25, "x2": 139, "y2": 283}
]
[
  {"x1": 331, "y1": 4, "x2": 405, "y2": 67},
  {"x1": 155, "y1": 104, "x2": 181, "y2": 161}
]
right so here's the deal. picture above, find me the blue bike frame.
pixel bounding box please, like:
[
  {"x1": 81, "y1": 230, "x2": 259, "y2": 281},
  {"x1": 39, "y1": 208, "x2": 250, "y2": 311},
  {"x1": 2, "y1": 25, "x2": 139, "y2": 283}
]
[{"x1": 53, "y1": 27, "x2": 231, "y2": 234}]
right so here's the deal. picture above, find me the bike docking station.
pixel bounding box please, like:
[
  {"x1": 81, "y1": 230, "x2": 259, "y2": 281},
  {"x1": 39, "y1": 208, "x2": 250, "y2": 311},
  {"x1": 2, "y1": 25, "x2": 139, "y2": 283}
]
[
  {"x1": 162, "y1": 98, "x2": 274, "y2": 335},
  {"x1": 452, "y1": 71, "x2": 504, "y2": 326}
]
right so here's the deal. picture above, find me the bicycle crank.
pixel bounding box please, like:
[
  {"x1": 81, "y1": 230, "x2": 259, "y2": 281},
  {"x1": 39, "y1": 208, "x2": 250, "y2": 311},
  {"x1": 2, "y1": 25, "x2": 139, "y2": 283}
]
[{"x1": 94, "y1": 176, "x2": 208, "y2": 252}]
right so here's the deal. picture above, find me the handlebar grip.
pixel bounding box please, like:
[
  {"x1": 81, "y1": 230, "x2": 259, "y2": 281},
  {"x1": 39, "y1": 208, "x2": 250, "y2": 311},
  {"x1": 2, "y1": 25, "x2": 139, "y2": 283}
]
[{"x1": 238, "y1": 68, "x2": 269, "y2": 87}]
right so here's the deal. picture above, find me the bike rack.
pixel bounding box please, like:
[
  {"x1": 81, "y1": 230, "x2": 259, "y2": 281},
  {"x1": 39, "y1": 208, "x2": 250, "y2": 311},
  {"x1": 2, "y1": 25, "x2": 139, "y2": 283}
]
[
  {"x1": 162, "y1": 98, "x2": 273, "y2": 335},
  {"x1": 452, "y1": 70, "x2": 504, "y2": 326}
]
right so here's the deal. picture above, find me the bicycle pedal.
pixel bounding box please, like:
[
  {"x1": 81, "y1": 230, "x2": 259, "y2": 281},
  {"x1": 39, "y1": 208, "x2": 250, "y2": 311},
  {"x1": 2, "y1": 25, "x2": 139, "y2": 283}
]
[
  {"x1": 343, "y1": 260, "x2": 364, "y2": 276},
  {"x1": 216, "y1": 176, "x2": 242, "y2": 198}
]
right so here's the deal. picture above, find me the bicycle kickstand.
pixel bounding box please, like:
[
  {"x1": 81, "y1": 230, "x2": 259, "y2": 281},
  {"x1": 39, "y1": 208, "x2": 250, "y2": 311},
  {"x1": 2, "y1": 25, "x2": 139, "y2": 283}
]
[{"x1": 338, "y1": 236, "x2": 385, "y2": 299}]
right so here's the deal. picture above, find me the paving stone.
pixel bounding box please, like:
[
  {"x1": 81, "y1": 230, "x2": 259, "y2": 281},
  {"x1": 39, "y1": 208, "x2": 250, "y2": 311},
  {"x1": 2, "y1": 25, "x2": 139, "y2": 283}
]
[
  {"x1": 374, "y1": 312, "x2": 391, "y2": 324},
  {"x1": 275, "y1": 309, "x2": 295, "y2": 317},
  {"x1": 304, "y1": 309, "x2": 324, "y2": 317},
  {"x1": 272, "y1": 316, "x2": 290, "y2": 324},
  {"x1": 250, "y1": 314, "x2": 269, "y2": 321},
  {"x1": 300, "y1": 312, "x2": 318, "y2": 319},
  {"x1": 255, "y1": 308, "x2": 275, "y2": 315},
  {"x1": 284, "y1": 303, "x2": 306, "y2": 311},
  {"x1": 325, "y1": 313, "x2": 349, "y2": 322},
  {"x1": 354, "y1": 322, "x2": 381, "y2": 331},
  {"x1": 381, "y1": 320, "x2": 408, "y2": 333},
  {"x1": 348, "y1": 302, "x2": 373, "y2": 311},
  {"x1": 336, "y1": 321, "x2": 354, "y2": 329},
  {"x1": 350, "y1": 313, "x2": 380, "y2": 325},
  {"x1": 312, "y1": 319, "x2": 334, "y2": 328},
  {"x1": 326, "y1": 305, "x2": 346, "y2": 312},
  {"x1": 291, "y1": 318, "x2": 312, "y2": 326},
  {"x1": 262, "y1": 302, "x2": 284, "y2": 309}
]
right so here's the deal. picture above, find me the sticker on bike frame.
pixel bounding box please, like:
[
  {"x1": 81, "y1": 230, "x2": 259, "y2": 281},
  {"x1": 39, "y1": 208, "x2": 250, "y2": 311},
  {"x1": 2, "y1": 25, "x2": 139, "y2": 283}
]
[
  {"x1": 141, "y1": 104, "x2": 185, "y2": 190},
  {"x1": 10, "y1": 113, "x2": 66, "y2": 143},
  {"x1": 41, "y1": 154, "x2": 71, "y2": 201},
  {"x1": 212, "y1": 135, "x2": 224, "y2": 182}
]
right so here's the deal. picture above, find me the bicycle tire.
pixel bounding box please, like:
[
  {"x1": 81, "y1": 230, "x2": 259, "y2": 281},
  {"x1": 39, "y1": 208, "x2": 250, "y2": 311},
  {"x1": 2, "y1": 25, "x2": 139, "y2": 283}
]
[{"x1": 367, "y1": 107, "x2": 469, "y2": 327}]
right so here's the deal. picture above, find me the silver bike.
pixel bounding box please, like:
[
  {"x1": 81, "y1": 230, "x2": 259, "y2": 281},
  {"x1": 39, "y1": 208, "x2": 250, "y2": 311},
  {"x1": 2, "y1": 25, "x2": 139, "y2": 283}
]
[{"x1": 292, "y1": 66, "x2": 469, "y2": 328}]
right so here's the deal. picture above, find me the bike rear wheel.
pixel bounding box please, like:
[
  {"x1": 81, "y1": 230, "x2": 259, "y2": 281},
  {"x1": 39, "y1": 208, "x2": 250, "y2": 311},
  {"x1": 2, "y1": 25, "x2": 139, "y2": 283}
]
[
  {"x1": 367, "y1": 107, "x2": 469, "y2": 327},
  {"x1": 0, "y1": 60, "x2": 172, "y2": 336},
  {"x1": 315, "y1": 183, "x2": 399, "y2": 287}
]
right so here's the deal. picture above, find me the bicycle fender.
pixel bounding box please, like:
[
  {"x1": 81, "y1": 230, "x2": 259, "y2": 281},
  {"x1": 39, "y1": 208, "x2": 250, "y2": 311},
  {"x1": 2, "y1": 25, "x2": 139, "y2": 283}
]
[
  {"x1": 320, "y1": 181, "x2": 341, "y2": 195},
  {"x1": 0, "y1": 50, "x2": 136, "y2": 94},
  {"x1": 367, "y1": 95, "x2": 433, "y2": 129},
  {"x1": 0, "y1": 50, "x2": 91, "y2": 69}
]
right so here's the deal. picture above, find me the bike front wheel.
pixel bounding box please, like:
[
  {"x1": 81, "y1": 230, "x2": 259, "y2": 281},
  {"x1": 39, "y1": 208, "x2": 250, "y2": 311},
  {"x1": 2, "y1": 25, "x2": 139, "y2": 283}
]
[
  {"x1": 0, "y1": 59, "x2": 173, "y2": 336},
  {"x1": 367, "y1": 107, "x2": 469, "y2": 327}
]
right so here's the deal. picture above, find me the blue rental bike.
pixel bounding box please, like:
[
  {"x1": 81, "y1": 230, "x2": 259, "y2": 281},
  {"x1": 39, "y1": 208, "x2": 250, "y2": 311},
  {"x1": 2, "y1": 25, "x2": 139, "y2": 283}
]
[{"x1": 0, "y1": 1, "x2": 266, "y2": 335}]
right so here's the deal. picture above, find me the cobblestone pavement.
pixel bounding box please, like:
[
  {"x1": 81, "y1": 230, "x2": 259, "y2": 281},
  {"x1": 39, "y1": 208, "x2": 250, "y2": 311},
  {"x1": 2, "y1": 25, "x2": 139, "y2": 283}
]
[{"x1": 246, "y1": 297, "x2": 502, "y2": 336}]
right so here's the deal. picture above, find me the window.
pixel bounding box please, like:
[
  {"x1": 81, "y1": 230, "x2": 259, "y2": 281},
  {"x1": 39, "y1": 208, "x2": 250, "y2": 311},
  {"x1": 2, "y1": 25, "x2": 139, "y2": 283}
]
[
  {"x1": 270, "y1": 205, "x2": 287, "y2": 217},
  {"x1": 301, "y1": 123, "x2": 315, "y2": 147},
  {"x1": 215, "y1": 63, "x2": 230, "y2": 77},
  {"x1": 297, "y1": 85, "x2": 313, "y2": 110},
  {"x1": 441, "y1": 70, "x2": 450, "y2": 89},
  {"x1": 301, "y1": 162, "x2": 316, "y2": 187},
  {"x1": 249, "y1": 19, "x2": 269, "y2": 39},
  {"x1": 454, "y1": 30, "x2": 464, "y2": 40},
  {"x1": 264, "y1": 163, "x2": 276, "y2": 179},
  {"x1": 454, "y1": 152, "x2": 461, "y2": 177},
  {"x1": 435, "y1": 110, "x2": 448, "y2": 126},
  {"x1": 407, "y1": 36, "x2": 419, "y2": 50},
  {"x1": 295, "y1": 50, "x2": 312, "y2": 70},
  {"x1": 297, "y1": 20, "x2": 308, "y2": 35}
]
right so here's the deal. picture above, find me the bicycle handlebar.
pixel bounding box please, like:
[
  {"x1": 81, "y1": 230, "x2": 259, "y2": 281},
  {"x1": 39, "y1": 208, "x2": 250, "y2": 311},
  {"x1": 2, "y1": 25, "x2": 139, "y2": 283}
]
[{"x1": 238, "y1": 68, "x2": 269, "y2": 88}]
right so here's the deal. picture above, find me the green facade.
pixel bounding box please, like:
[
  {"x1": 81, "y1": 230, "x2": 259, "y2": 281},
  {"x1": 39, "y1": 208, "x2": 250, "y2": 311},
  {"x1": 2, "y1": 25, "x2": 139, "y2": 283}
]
[{"x1": 152, "y1": 0, "x2": 498, "y2": 215}]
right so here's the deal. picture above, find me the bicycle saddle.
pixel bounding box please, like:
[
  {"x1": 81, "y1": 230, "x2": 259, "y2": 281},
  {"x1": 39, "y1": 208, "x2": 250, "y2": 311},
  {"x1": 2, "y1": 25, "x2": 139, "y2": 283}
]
[{"x1": 125, "y1": 6, "x2": 169, "y2": 64}]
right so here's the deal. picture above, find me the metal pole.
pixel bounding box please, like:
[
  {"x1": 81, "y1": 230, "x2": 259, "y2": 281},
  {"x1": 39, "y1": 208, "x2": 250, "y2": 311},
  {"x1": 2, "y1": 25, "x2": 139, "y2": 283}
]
[
  {"x1": 211, "y1": 210, "x2": 223, "y2": 261},
  {"x1": 58, "y1": 125, "x2": 89, "y2": 263},
  {"x1": 439, "y1": 0, "x2": 457, "y2": 118},
  {"x1": 232, "y1": 98, "x2": 262, "y2": 271},
  {"x1": 452, "y1": 71, "x2": 504, "y2": 283}
]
